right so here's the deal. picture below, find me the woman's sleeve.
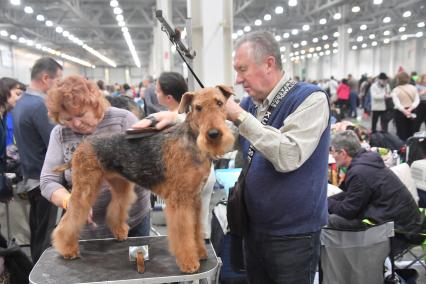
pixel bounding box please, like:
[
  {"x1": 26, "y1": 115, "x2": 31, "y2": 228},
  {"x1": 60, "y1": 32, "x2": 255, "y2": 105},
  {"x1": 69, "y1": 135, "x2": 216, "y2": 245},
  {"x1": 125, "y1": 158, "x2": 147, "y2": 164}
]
[{"x1": 40, "y1": 127, "x2": 66, "y2": 201}]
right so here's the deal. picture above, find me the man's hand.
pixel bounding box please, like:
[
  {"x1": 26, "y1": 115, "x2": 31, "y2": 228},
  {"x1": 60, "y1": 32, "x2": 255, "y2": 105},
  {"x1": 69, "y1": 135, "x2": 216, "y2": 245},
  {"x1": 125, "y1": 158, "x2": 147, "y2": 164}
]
[
  {"x1": 131, "y1": 111, "x2": 178, "y2": 130},
  {"x1": 225, "y1": 98, "x2": 243, "y2": 122}
]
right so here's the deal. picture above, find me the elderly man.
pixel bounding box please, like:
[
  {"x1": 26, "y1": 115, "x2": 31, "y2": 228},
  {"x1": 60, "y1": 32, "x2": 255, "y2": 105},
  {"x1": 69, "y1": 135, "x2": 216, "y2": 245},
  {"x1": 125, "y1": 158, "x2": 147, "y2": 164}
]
[
  {"x1": 133, "y1": 31, "x2": 330, "y2": 284},
  {"x1": 328, "y1": 130, "x2": 424, "y2": 253}
]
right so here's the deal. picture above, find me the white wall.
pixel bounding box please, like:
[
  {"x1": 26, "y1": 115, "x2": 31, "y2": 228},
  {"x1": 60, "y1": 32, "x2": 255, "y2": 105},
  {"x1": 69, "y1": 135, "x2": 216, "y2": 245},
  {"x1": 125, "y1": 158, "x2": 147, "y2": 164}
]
[
  {"x1": 291, "y1": 37, "x2": 426, "y2": 81},
  {"x1": 0, "y1": 42, "x2": 83, "y2": 84}
]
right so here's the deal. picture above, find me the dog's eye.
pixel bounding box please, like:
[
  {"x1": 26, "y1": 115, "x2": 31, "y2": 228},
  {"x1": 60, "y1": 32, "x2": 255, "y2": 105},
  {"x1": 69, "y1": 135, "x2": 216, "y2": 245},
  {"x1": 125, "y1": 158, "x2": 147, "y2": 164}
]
[
  {"x1": 217, "y1": 101, "x2": 223, "y2": 107},
  {"x1": 195, "y1": 105, "x2": 202, "y2": 112}
]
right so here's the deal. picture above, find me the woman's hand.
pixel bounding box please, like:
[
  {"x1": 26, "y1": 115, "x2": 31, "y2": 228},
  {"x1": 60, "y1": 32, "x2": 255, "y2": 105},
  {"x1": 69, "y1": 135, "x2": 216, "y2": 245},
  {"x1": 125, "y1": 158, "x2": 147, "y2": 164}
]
[
  {"x1": 131, "y1": 111, "x2": 178, "y2": 130},
  {"x1": 87, "y1": 208, "x2": 97, "y2": 228}
]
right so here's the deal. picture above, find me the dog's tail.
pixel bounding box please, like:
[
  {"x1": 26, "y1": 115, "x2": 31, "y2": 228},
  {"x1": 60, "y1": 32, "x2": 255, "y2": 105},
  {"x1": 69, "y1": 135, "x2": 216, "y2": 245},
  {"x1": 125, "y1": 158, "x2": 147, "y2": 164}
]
[{"x1": 53, "y1": 163, "x2": 71, "y2": 173}]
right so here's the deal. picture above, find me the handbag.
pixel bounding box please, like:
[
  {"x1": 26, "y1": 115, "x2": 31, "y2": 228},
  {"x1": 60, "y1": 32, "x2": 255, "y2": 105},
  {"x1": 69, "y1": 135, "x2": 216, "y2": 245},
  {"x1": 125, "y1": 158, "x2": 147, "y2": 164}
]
[{"x1": 226, "y1": 79, "x2": 297, "y2": 271}]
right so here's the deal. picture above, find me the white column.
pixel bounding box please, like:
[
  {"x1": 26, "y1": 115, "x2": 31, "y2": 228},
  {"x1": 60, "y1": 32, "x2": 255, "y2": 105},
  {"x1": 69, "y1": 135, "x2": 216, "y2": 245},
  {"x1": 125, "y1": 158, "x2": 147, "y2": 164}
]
[
  {"x1": 154, "y1": 0, "x2": 172, "y2": 75},
  {"x1": 337, "y1": 24, "x2": 349, "y2": 79},
  {"x1": 191, "y1": 0, "x2": 233, "y2": 88},
  {"x1": 388, "y1": 40, "x2": 396, "y2": 75}
]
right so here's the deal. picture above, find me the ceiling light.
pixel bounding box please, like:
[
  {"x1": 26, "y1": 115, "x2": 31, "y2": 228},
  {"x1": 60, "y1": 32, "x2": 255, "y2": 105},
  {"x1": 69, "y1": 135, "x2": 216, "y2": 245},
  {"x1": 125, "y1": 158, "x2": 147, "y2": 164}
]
[
  {"x1": 401, "y1": 35, "x2": 408, "y2": 40},
  {"x1": 288, "y1": 0, "x2": 298, "y2": 7},
  {"x1": 319, "y1": 18, "x2": 327, "y2": 25},
  {"x1": 371, "y1": 41, "x2": 378, "y2": 46},
  {"x1": 0, "y1": 30, "x2": 8, "y2": 37},
  {"x1": 352, "y1": 6, "x2": 360, "y2": 13},
  {"x1": 291, "y1": 29, "x2": 298, "y2": 35},
  {"x1": 316, "y1": 46, "x2": 322, "y2": 51},
  {"x1": 301, "y1": 40, "x2": 307, "y2": 46},
  {"x1": 402, "y1": 11, "x2": 411, "y2": 18},
  {"x1": 283, "y1": 32, "x2": 290, "y2": 38},
  {"x1": 26, "y1": 39, "x2": 34, "y2": 46},
  {"x1": 254, "y1": 19, "x2": 262, "y2": 26},
  {"x1": 333, "y1": 13, "x2": 341, "y2": 20},
  {"x1": 35, "y1": 43, "x2": 41, "y2": 49},
  {"x1": 62, "y1": 30, "x2": 70, "y2": 37},
  {"x1": 312, "y1": 37, "x2": 318, "y2": 43},
  {"x1": 418, "y1": 22, "x2": 425, "y2": 28},
  {"x1": 309, "y1": 47, "x2": 315, "y2": 53},
  {"x1": 360, "y1": 24, "x2": 367, "y2": 30},
  {"x1": 383, "y1": 16, "x2": 391, "y2": 23},
  {"x1": 332, "y1": 49, "x2": 338, "y2": 54},
  {"x1": 356, "y1": 36, "x2": 363, "y2": 42},
  {"x1": 307, "y1": 53, "x2": 312, "y2": 58},
  {"x1": 369, "y1": 34, "x2": 375, "y2": 39},
  {"x1": 293, "y1": 43, "x2": 299, "y2": 48},
  {"x1": 18, "y1": 37, "x2": 26, "y2": 43},
  {"x1": 275, "y1": 35, "x2": 281, "y2": 41},
  {"x1": 232, "y1": 33, "x2": 238, "y2": 40},
  {"x1": 373, "y1": 0, "x2": 383, "y2": 5},
  {"x1": 116, "y1": 14, "x2": 124, "y2": 22},
  {"x1": 10, "y1": 0, "x2": 20, "y2": 6},
  {"x1": 399, "y1": 26, "x2": 406, "y2": 32},
  {"x1": 280, "y1": 46, "x2": 286, "y2": 52},
  {"x1": 361, "y1": 43, "x2": 367, "y2": 48},
  {"x1": 110, "y1": 0, "x2": 119, "y2": 7},
  {"x1": 332, "y1": 42, "x2": 338, "y2": 47},
  {"x1": 55, "y1": 26, "x2": 63, "y2": 33},
  {"x1": 121, "y1": 27, "x2": 128, "y2": 33},
  {"x1": 347, "y1": 28, "x2": 353, "y2": 34},
  {"x1": 45, "y1": 20, "x2": 53, "y2": 27},
  {"x1": 113, "y1": 7, "x2": 123, "y2": 14},
  {"x1": 244, "y1": 26, "x2": 251, "y2": 32},
  {"x1": 10, "y1": 34, "x2": 17, "y2": 40},
  {"x1": 325, "y1": 50, "x2": 331, "y2": 55},
  {"x1": 300, "y1": 50, "x2": 305, "y2": 54},
  {"x1": 416, "y1": 31, "x2": 424, "y2": 38},
  {"x1": 383, "y1": 38, "x2": 390, "y2": 44},
  {"x1": 275, "y1": 6, "x2": 284, "y2": 14},
  {"x1": 322, "y1": 35, "x2": 328, "y2": 40},
  {"x1": 264, "y1": 14, "x2": 271, "y2": 21},
  {"x1": 333, "y1": 31, "x2": 339, "y2": 37},
  {"x1": 24, "y1": 6, "x2": 33, "y2": 14},
  {"x1": 319, "y1": 51, "x2": 324, "y2": 56},
  {"x1": 302, "y1": 24, "x2": 310, "y2": 31},
  {"x1": 383, "y1": 30, "x2": 391, "y2": 36},
  {"x1": 36, "y1": 14, "x2": 45, "y2": 21},
  {"x1": 352, "y1": 45, "x2": 358, "y2": 50},
  {"x1": 324, "y1": 44, "x2": 330, "y2": 49},
  {"x1": 237, "y1": 30, "x2": 243, "y2": 36},
  {"x1": 294, "y1": 51, "x2": 299, "y2": 56}
]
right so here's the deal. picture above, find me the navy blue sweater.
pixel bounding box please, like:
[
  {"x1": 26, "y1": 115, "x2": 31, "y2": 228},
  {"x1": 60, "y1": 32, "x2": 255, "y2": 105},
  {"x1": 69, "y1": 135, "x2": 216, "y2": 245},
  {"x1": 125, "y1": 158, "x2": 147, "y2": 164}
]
[
  {"x1": 240, "y1": 83, "x2": 330, "y2": 235},
  {"x1": 12, "y1": 92, "x2": 54, "y2": 179}
]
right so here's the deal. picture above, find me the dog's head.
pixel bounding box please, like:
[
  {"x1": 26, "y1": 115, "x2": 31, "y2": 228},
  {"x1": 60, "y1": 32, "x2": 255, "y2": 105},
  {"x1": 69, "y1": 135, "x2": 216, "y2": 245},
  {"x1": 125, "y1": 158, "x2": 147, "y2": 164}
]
[{"x1": 178, "y1": 85, "x2": 235, "y2": 159}]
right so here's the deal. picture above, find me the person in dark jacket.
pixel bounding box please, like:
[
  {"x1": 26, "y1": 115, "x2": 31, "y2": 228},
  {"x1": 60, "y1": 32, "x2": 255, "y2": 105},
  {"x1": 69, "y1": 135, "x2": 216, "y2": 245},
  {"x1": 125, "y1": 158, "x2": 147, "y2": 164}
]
[{"x1": 328, "y1": 130, "x2": 424, "y2": 254}]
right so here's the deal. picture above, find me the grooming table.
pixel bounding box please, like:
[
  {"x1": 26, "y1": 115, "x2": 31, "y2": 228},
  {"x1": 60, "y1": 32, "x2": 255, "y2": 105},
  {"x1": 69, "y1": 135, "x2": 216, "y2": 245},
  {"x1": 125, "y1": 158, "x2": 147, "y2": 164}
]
[{"x1": 29, "y1": 236, "x2": 221, "y2": 284}]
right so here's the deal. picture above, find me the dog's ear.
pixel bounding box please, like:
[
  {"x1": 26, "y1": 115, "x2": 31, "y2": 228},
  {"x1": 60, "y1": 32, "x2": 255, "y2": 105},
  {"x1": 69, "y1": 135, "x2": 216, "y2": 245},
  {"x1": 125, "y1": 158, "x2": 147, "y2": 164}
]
[
  {"x1": 216, "y1": 85, "x2": 234, "y2": 99},
  {"x1": 178, "y1": 92, "x2": 195, "y2": 113}
]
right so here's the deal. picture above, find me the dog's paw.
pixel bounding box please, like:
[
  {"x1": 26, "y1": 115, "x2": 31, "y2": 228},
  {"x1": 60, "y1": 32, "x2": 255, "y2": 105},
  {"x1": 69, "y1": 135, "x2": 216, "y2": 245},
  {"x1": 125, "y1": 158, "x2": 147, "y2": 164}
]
[
  {"x1": 177, "y1": 258, "x2": 200, "y2": 274},
  {"x1": 62, "y1": 250, "x2": 80, "y2": 260},
  {"x1": 112, "y1": 224, "x2": 129, "y2": 241},
  {"x1": 198, "y1": 245, "x2": 208, "y2": 260}
]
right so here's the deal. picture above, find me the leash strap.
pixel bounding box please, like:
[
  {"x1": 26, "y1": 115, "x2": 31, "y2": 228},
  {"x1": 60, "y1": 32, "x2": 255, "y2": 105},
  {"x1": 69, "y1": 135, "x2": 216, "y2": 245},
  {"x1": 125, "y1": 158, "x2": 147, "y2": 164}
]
[{"x1": 246, "y1": 79, "x2": 297, "y2": 164}]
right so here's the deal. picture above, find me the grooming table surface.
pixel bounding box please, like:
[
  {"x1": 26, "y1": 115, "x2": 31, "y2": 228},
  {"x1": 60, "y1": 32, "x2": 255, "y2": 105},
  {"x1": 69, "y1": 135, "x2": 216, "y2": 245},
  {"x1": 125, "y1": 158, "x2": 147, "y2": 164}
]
[{"x1": 29, "y1": 236, "x2": 220, "y2": 284}]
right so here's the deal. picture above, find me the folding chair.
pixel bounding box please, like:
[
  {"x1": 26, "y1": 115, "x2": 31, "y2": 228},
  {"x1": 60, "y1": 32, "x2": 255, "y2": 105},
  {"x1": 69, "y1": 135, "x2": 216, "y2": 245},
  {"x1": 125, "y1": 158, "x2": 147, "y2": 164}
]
[{"x1": 320, "y1": 222, "x2": 394, "y2": 284}]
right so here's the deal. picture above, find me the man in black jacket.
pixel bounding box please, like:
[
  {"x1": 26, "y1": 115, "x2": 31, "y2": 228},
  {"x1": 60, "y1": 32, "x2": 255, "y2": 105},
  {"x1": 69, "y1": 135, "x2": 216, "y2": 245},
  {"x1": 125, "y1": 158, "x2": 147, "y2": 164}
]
[{"x1": 328, "y1": 130, "x2": 424, "y2": 253}]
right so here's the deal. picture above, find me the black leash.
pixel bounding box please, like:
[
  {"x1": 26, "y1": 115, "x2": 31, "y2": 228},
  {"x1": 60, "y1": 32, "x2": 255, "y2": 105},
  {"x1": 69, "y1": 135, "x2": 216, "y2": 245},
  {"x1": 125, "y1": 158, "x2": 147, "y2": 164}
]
[{"x1": 176, "y1": 48, "x2": 204, "y2": 88}]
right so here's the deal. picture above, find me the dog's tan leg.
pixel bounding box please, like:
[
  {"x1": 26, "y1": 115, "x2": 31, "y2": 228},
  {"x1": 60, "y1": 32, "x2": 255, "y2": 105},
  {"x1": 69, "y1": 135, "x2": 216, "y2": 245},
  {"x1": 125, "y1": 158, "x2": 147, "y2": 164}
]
[
  {"x1": 52, "y1": 143, "x2": 104, "y2": 259},
  {"x1": 165, "y1": 200, "x2": 200, "y2": 273},
  {"x1": 193, "y1": 196, "x2": 208, "y2": 260},
  {"x1": 105, "y1": 174, "x2": 136, "y2": 240}
]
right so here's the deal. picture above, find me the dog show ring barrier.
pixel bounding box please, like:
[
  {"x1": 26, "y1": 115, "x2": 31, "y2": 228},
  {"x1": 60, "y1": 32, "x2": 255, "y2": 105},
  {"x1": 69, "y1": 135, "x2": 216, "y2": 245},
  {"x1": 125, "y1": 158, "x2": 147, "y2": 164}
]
[{"x1": 29, "y1": 236, "x2": 222, "y2": 284}]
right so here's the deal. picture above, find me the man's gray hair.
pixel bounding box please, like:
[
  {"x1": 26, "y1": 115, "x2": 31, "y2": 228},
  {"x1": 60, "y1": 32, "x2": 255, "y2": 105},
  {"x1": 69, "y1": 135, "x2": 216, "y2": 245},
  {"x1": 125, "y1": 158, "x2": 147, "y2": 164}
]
[
  {"x1": 235, "y1": 31, "x2": 282, "y2": 71},
  {"x1": 331, "y1": 130, "x2": 362, "y2": 158}
]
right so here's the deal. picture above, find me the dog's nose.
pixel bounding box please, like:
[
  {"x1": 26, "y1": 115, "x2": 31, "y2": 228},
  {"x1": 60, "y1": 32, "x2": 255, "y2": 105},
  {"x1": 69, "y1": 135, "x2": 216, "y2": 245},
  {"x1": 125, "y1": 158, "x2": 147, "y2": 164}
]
[{"x1": 208, "y1": 129, "x2": 221, "y2": 139}]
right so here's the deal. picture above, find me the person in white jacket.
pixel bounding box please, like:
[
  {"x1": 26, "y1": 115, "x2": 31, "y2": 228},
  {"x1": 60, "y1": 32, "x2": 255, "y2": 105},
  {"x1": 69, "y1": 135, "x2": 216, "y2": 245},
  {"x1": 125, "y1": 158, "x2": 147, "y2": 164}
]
[{"x1": 370, "y1": 72, "x2": 392, "y2": 132}]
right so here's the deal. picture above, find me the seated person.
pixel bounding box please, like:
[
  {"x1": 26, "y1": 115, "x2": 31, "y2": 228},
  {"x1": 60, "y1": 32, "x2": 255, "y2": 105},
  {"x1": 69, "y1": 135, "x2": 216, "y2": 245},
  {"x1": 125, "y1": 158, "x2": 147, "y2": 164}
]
[{"x1": 328, "y1": 130, "x2": 424, "y2": 254}]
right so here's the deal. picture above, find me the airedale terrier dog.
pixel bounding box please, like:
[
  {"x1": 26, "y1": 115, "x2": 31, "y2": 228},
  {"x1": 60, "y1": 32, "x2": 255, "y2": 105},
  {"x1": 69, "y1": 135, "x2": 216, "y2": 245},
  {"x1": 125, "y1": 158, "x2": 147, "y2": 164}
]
[{"x1": 52, "y1": 85, "x2": 235, "y2": 273}]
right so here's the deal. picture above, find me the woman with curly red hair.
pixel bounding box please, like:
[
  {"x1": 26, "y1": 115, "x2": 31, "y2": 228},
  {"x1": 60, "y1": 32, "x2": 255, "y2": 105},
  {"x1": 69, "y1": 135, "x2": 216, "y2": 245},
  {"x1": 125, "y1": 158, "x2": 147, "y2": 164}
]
[{"x1": 41, "y1": 75, "x2": 151, "y2": 240}]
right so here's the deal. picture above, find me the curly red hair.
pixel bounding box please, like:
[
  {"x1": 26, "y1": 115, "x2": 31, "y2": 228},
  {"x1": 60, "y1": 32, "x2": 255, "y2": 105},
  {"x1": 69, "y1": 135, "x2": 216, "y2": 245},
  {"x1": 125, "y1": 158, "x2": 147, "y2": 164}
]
[{"x1": 47, "y1": 75, "x2": 109, "y2": 124}]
